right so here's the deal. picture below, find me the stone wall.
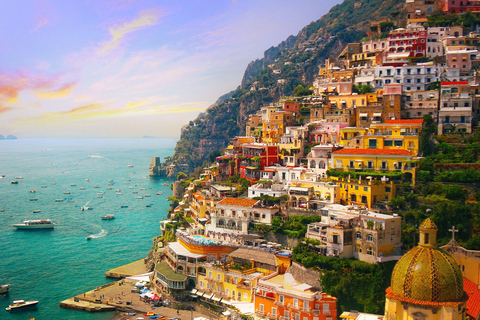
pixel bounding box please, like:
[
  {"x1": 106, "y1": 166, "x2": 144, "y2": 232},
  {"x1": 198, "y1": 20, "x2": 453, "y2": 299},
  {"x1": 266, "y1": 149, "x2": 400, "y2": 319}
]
[{"x1": 287, "y1": 262, "x2": 321, "y2": 291}]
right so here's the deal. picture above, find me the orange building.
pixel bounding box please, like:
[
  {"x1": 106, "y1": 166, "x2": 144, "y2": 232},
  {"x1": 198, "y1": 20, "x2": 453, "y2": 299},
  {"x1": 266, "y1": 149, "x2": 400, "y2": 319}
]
[{"x1": 255, "y1": 272, "x2": 337, "y2": 320}]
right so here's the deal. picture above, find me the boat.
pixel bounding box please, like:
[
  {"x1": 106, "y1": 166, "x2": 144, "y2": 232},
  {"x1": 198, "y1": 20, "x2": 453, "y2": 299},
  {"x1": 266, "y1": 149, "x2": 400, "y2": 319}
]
[
  {"x1": 140, "y1": 188, "x2": 146, "y2": 190},
  {"x1": 156, "y1": 191, "x2": 163, "y2": 195},
  {"x1": 81, "y1": 206, "x2": 93, "y2": 211},
  {"x1": 161, "y1": 183, "x2": 168, "y2": 186},
  {"x1": 41, "y1": 185, "x2": 47, "y2": 188},
  {"x1": 30, "y1": 198, "x2": 38, "y2": 201},
  {"x1": 135, "y1": 196, "x2": 144, "y2": 199},
  {"x1": 121, "y1": 205, "x2": 128, "y2": 208},
  {"x1": 71, "y1": 184, "x2": 76, "y2": 186},
  {"x1": 0, "y1": 284, "x2": 10, "y2": 294},
  {"x1": 11, "y1": 181, "x2": 18, "y2": 184},
  {"x1": 146, "y1": 204, "x2": 152, "y2": 207},
  {"x1": 93, "y1": 185, "x2": 101, "y2": 188},
  {"x1": 55, "y1": 199, "x2": 64, "y2": 202},
  {"x1": 16, "y1": 176, "x2": 23, "y2": 179},
  {"x1": 33, "y1": 210, "x2": 41, "y2": 213},
  {"x1": 0, "y1": 174, "x2": 5, "y2": 178},
  {"x1": 6, "y1": 299, "x2": 39, "y2": 311},
  {"x1": 101, "y1": 214, "x2": 115, "y2": 220},
  {"x1": 115, "y1": 189, "x2": 121, "y2": 192},
  {"x1": 144, "y1": 194, "x2": 151, "y2": 197},
  {"x1": 86, "y1": 235, "x2": 94, "y2": 240},
  {"x1": 116, "y1": 192, "x2": 123, "y2": 195},
  {"x1": 85, "y1": 179, "x2": 91, "y2": 182},
  {"x1": 30, "y1": 190, "x2": 35, "y2": 193},
  {"x1": 51, "y1": 182, "x2": 56, "y2": 185},
  {"x1": 13, "y1": 219, "x2": 55, "y2": 229},
  {"x1": 79, "y1": 187, "x2": 85, "y2": 190},
  {"x1": 63, "y1": 191, "x2": 70, "y2": 194},
  {"x1": 127, "y1": 164, "x2": 134, "y2": 167}
]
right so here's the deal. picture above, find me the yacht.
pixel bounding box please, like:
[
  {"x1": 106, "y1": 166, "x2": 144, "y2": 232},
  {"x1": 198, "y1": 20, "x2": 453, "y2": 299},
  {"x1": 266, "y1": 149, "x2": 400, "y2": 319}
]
[
  {"x1": 6, "y1": 300, "x2": 39, "y2": 311},
  {"x1": 13, "y1": 219, "x2": 55, "y2": 229},
  {"x1": 101, "y1": 214, "x2": 115, "y2": 220}
]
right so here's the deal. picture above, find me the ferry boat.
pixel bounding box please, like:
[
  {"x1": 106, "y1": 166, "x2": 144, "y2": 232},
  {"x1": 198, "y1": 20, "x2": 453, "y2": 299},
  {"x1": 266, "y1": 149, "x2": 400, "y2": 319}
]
[
  {"x1": 13, "y1": 219, "x2": 55, "y2": 229},
  {"x1": 0, "y1": 284, "x2": 10, "y2": 294},
  {"x1": 101, "y1": 214, "x2": 115, "y2": 220},
  {"x1": 6, "y1": 299, "x2": 39, "y2": 311}
]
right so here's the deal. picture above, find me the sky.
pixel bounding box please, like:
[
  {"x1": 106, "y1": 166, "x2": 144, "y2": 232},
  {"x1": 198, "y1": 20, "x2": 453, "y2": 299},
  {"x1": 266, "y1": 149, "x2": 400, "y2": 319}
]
[{"x1": 0, "y1": 0, "x2": 342, "y2": 138}]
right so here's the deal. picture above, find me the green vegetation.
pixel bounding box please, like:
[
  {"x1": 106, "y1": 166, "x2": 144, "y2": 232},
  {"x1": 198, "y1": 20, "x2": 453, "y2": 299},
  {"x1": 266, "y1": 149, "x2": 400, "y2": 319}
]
[
  {"x1": 293, "y1": 241, "x2": 396, "y2": 314},
  {"x1": 326, "y1": 169, "x2": 404, "y2": 180},
  {"x1": 252, "y1": 216, "x2": 322, "y2": 238},
  {"x1": 427, "y1": 10, "x2": 480, "y2": 29}
]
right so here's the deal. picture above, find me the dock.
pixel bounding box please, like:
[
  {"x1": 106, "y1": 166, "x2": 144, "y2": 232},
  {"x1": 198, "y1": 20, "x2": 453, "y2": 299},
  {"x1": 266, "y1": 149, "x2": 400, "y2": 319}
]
[{"x1": 105, "y1": 258, "x2": 149, "y2": 278}]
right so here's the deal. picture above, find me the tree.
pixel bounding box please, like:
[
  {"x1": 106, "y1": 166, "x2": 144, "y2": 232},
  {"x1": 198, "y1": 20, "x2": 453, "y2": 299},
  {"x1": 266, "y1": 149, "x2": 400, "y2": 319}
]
[{"x1": 177, "y1": 172, "x2": 188, "y2": 181}]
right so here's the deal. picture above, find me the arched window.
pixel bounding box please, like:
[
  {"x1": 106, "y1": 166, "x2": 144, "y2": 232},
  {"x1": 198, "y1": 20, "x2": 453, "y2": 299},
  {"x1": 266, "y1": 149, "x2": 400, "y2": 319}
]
[
  {"x1": 355, "y1": 232, "x2": 362, "y2": 239},
  {"x1": 310, "y1": 160, "x2": 316, "y2": 169},
  {"x1": 367, "y1": 234, "x2": 374, "y2": 242}
]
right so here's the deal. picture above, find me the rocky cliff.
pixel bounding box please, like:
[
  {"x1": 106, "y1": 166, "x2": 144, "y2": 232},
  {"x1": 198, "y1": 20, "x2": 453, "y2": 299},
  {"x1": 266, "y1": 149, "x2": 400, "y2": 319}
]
[{"x1": 168, "y1": 0, "x2": 405, "y2": 172}]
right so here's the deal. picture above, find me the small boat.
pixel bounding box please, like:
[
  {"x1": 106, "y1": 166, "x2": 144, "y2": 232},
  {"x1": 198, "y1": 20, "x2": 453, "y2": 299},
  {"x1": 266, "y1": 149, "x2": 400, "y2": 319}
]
[
  {"x1": 41, "y1": 185, "x2": 47, "y2": 188},
  {"x1": 156, "y1": 191, "x2": 163, "y2": 195},
  {"x1": 128, "y1": 186, "x2": 134, "y2": 189},
  {"x1": 121, "y1": 205, "x2": 128, "y2": 208},
  {"x1": 79, "y1": 187, "x2": 85, "y2": 190},
  {"x1": 135, "y1": 196, "x2": 144, "y2": 199},
  {"x1": 140, "y1": 188, "x2": 146, "y2": 190},
  {"x1": 133, "y1": 191, "x2": 138, "y2": 194},
  {"x1": 0, "y1": 284, "x2": 10, "y2": 294},
  {"x1": 101, "y1": 214, "x2": 115, "y2": 220},
  {"x1": 13, "y1": 219, "x2": 55, "y2": 229},
  {"x1": 127, "y1": 164, "x2": 134, "y2": 167},
  {"x1": 81, "y1": 206, "x2": 93, "y2": 211},
  {"x1": 85, "y1": 179, "x2": 91, "y2": 182},
  {"x1": 146, "y1": 204, "x2": 152, "y2": 207},
  {"x1": 30, "y1": 190, "x2": 36, "y2": 193},
  {"x1": 96, "y1": 195, "x2": 103, "y2": 198},
  {"x1": 161, "y1": 183, "x2": 168, "y2": 186},
  {"x1": 30, "y1": 198, "x2": 38, "y2": 201},
  {"x1": 33, "y1": 210, "x2": 41, "y2": 213},
  {"x1": 16, "y1": 176, "x2": 24, "y2": 179},
  {"x1": 11, "y1": 181, "x2": 18, "y2": 184},
  {"x1": 63, "y1": 191, "x2": 70, "y2": 194},
  {"x1": 106, "y1": 187, "x2": 112, "y2": 190},
  {"x1": 71, "y1": 184, "x2": 76, "y2": 186},
  {"x1": 55, "y1": 199, "x2": 64, "y2": 202},
  {"x1": 116, "y1": 192, "x2": 123, "y2": 195},
  {"x1": 6, "y1": 299, "x2": 39, "y2": 311},
  {"x1": 115, "y1": 189, "x2": 121, "y2": 192},
  {"x1": 0, "y1": 174, "x2": 5, "y2": 178},
  {"x1": 93, "y1": 185, "x2": 101, "y2": 188},
  {"x1": 144, "y1": 194, "x2": 151, "y2": 197},
  {"x1": 86, "y1": 235, "x2": 93, "y2": 240},
  {"x1": 51, "y1": 182, "x2": 56, "y2": 185}
]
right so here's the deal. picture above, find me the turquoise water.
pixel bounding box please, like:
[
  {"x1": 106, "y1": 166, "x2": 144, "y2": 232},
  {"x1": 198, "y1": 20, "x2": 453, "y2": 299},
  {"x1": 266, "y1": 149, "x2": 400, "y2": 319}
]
[
  {"x1": 0, "y1": 138, "x2": 176, "y2": 319},
  {"x1": 192, "y1": 236, "x2": 227, "y2": 245}
]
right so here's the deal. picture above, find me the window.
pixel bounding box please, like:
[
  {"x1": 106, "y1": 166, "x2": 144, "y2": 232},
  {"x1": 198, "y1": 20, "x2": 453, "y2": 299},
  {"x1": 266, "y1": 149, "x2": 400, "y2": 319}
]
[
  {"x1": 208, "y1": 271, "x2": 212, "y2": 278},
  {"x1": 226, "y1": 288, "x2": 229, "y2": 296},
  {"x1": 367, "y1": 161, "x2": 373, "y2": 168},
  {"x1": 217, "y1": 274, "x2": 221, "y2": 281},
  {"x1": 304, "y1": 301, "x2": 309, "y2": 310},
  {"x1": 364, "y1": 187, "x2": 368, "y2": 191},
  {"x1": 369, "y1": 139, "x2": 377, "y2": 149},
  {"x1": 384, "y1": 140, "x2": 393, "y2": 147},
  {"x1": 367, "y1": 247, "x2": 374, "y2": 255},
  {"x1": 367, "y1": 234, "x2": 374, "y2": 242},
  {"x1": 356, "y1": 232, "x2": 362, "y2": 239},
  {"x1": 200, "y1": 281, "x2": 204, "y2": 288},
  {"x1": 381, "y1": 161, "x2": 388, "y2": 169},
  {"x1": 349, "y1": 160, "x2": 354, "y2": 168},
  {"x1": 386, "y1": 186, "x2": 391, "y2": 192},
  {"x1": 394, "y1": 140, "x2": 403, "y2": 147},
  {"x1": 238, "y1": 291, "x2": 242, "y2": 300},
  {"x1": 294, "y1": 298, "x2": 299, "y2": 308},
  {"x1": 272, "y1": 307, "x2": 277, "y2": 317},
  {"x1": 244, "y1": 292, "x2": 248, "y2": 300},
  {"x1": 284, "y1": 310, "x2": 290, "y2": 319},
  {"x1": 259, "y1": 304, "x2": 264, "y2": 313},
  {"x1": 295, "y1": 314, "x2": 300, "y2": 320}
]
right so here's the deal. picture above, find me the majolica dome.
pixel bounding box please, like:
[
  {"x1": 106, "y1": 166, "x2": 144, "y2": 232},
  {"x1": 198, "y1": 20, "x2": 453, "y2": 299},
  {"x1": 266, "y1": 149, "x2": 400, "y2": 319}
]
[{"x1": 390, "y1": 218, "x2": 464, "y2": 303}]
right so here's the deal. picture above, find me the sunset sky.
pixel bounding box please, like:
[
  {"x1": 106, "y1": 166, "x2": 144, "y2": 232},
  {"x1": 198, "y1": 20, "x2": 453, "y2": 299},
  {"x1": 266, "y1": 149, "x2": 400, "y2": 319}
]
[{"x1": 0, "y1": 0, "x2": 341, "y2": 138}]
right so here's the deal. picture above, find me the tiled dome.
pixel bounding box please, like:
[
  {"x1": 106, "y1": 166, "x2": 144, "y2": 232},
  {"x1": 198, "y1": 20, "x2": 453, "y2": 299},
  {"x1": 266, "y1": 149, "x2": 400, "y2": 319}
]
[{"x1": 390, "y1": 218, "x2": 464, "y2": 303}]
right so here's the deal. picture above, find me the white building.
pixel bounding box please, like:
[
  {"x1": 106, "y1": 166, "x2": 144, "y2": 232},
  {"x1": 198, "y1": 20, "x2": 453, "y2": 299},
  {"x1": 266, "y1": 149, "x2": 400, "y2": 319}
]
[{"x1": 206, "y1": 197, "x2": 279, "y2": 239}]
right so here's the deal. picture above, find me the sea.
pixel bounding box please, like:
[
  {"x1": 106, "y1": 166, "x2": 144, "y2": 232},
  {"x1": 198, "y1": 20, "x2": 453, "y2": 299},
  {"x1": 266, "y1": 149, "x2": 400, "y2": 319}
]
[{"x1": 0, "y1": 138, "x2": 177, "y2": 320}]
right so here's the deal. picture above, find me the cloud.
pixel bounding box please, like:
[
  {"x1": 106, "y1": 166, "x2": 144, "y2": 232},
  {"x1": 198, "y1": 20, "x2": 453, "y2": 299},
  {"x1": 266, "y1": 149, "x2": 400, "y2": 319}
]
[
  {"x1": 35, "y1": 17, "x2": 50, "y2": 30},
  {"x1": 34, "y1": 82, "x2": 76, "y2": 99},
  {"x1": 97, "y1": 8, "x2": 164, "y2": 55}
]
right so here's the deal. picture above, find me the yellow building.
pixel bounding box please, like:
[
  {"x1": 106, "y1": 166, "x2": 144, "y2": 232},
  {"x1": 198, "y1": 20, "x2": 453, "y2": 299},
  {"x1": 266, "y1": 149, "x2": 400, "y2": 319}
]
[
  {"x1": 328, "y1": 92, "x2": 378, "y2": 109},
  {"x1": 385, "y1": 219, "x2": 468, "y2": 320},
  {"x1": 262, "y1": 111, "x2": 295, "y2": 144},
  {"x1": 330, "y1": 148, "x2": 418, "y2": 183},
  {"x1": 329, "y1": 176, "x2": 396, "y2": 208},
  {"x1": 339, "y1": 127, "x2": 368, "y2": 147},
  {"x1": 359, "y1": 119, "x2": 424, "y2": 156},
  {"x1": 195, "y1": 248, "x2": 287, "y2": 306}
]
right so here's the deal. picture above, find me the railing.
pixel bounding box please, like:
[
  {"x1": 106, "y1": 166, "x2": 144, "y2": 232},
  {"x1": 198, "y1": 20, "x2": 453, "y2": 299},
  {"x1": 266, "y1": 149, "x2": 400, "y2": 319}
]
[
  {"x1": 312, "y1": 310, "x2": 320, "y2": 316},
  {"x1": 324, "y1": 310, "x2": 331, "y2": 315},
  {"x1": 274, "y1": 300, "x2": 285, "y2": 306},
  {"x1": 287, "y1": 303, "x2": 300, "y2": 311},
  {"x1": 256, "y1": 309, "x2": 266, "y2": 316}
]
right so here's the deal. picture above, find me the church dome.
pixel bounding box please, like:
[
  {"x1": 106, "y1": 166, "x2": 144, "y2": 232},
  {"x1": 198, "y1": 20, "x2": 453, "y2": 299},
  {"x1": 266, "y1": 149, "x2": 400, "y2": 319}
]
[{"x1": 390, "y1": 218, "x2": 464, "y2": 303}]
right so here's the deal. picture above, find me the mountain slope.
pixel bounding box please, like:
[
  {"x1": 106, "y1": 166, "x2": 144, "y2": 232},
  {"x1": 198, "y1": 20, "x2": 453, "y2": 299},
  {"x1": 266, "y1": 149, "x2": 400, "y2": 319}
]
[{"x1": 169, "y1": 0, "x2": 405, "y2": 172}]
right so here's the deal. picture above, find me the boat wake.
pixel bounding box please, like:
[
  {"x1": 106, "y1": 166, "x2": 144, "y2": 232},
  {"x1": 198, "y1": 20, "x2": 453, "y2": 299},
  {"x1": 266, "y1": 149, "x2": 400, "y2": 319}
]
[{"x1": 87, "y1": 229, "x2": 107, "y2": 240}]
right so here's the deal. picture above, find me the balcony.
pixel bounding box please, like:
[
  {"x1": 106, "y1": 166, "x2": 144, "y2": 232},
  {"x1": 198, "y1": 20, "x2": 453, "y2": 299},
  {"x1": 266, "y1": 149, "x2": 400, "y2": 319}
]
[
  {"x1": 312, "y1": 310, "x2": 320, "y2": 316},
  {"x1": 256, "y1": 309, "x2": 266, "y2": 316},
  {"x1": 287, "y1": 303, "x2": 301, "y2": 311},
  {"x1": 274, "y1": 300, "x2": 285, "y2": 306},
  {"x1": 324, "y1": 310, "x2": 331, "y2": 315},
  {"x1": 267, "y1": 313, "x2": 279, "y2": 320}
]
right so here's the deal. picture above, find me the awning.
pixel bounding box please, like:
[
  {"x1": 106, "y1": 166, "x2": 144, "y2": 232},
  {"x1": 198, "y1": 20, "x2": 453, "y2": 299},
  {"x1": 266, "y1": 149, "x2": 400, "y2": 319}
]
[
  {"x1": 191, "y1": 289, "x2": 198, "y2": 294},
  {"x1": 205, "y1": 293, "x2": 215, "y2": 299},
  {"x1": 222, "y1": 299, "x2": 232, "y2": 305},
  {"x1": 400, "y1": 128, "x2": 406, "y2": 132},
  {"x1": 340, "y1": 100, "x2": 346, "y2": 103},
  {"x1": 373, "y1": 113, "x2": 382, "y2": 117},
  {"x1": 196, "y1": 291, "x2": 205, "y2": 297},
  {"x1": 359, "y1": 113, "x2": 368, "y2": 117},
  {"x1": 211, "y1": 295, "x2": 222, "y2": 302}
]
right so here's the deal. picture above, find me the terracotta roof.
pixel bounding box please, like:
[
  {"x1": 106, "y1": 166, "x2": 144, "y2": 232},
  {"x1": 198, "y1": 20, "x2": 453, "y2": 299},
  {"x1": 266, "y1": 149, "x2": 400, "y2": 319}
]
[
  {"x1": 385, "y1": 287, "x2": 467, "y2": 307},
  {"x1": 193, "y1": 193, "x2": 205, "y2": 201},
  {"x1": 384, "y1": 119, "x2": 423, "y2": 124},
  {"x1": 332, "y1": 148, "x2": 412, "y2": 156},
  {"x1": 217, "y1": 197, "x2": 259, "y2": 207},
  {"x1": 441, "y1": 81, "x2": 469, "y2": 85},
  {"x1": 465, "y1": 278, "x2": 480, "y2": 319}
]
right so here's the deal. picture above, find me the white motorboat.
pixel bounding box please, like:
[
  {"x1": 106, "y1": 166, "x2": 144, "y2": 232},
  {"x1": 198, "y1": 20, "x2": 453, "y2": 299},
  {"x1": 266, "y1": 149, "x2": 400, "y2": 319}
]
[
  {"x1": 0, "y1": 284, "x2": 10, "y2": 294},
  {"x1": 6, "y1": 299, "x2": 39, "y2": 311},
  {"x1": 101, "y1": 214, "x2": 115, "y2": 220},
  {"x1": 13, "y1": 219, "x2": 55, "y2": 229}
]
